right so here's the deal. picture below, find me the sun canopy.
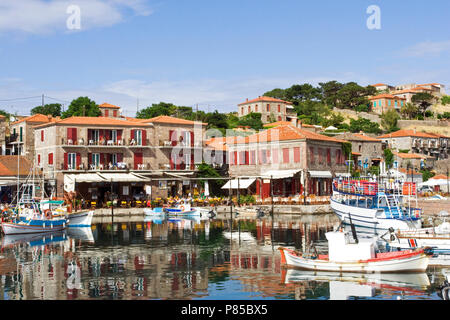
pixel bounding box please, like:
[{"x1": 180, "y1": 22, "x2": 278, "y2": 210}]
[
  {"x1": 261, "y1": 170, "x2": 301, "y2": 179},
  {"x1": 221, "y1": 178, "x2": 256, "y2": 190},
  {"x1": 98, "y1": 173, "x2": 148, "y2": 182},
  {"x1": 309, "y1": 170, "x2": 333, "y2": 178}
]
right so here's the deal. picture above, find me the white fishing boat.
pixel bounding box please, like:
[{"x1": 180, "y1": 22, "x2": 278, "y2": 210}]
[
  {"x1": 144, "y1": 207, "x2": 165, "y2": 216},
  {"x1": 331, "y1": 178, "x2": 422, "y2": 231},
  {"x1": 279, "y1": 230, "x2": 430, "y2": 273},
  {"x1": 41, "y1": 200, "x2": 94, "y2": 227}
]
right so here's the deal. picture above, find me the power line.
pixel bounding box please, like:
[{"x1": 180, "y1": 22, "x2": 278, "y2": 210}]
[{"x1": 0, "y1": 96, "x2": 41, "y2": 102}]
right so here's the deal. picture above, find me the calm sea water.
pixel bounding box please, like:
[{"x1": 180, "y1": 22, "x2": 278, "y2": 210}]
[{"x1": 0, "y1": 213, "x2": 448, "y2": 300}]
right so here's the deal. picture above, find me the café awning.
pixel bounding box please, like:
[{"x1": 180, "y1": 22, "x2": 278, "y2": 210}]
[
  {"x1": 309, "y1": 170, "x2": 333, "y2": 178},
  {"x1": 221, "y1": 178, "x2": 256, "y2": 190},
  {"x1": 261, "y1": 169, "x2": 301, "y2": 179},
  {"x1": 65, "y1": 173, "x2": 106, "y2": 183},
  {"x1": 98, "y1": 173, "x2": 148, "y2": 182}
]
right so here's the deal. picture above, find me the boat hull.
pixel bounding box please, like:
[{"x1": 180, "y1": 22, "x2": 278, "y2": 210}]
[
  {"x1": 279, "y1": 247, "x2": 429, "y2": 273},
  {"x1": 67, "y1": 210, "x2": 94, "y2": 227},
  {"x1": 331, "y1": 199, "x2": 421, "y2": 231},
  {"x1": 2, "y1": 220, "x2": 66, "y2": 235}
]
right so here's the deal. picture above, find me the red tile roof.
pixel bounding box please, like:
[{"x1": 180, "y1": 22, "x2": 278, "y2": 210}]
[
  {"x1": 370, "y1": 83, "x2": 388, "y2": 87},
  {"x1": 430, "y1": 174, "x2": 449, "y2": 180},
  {"x1": 99, "y1": 103, "x2": 121, "y2": 109},
  {"x1": 238, "y1": 96, "x2": 293, "y2": 106},
  {"x1": 139, "y1": 115, "x2": 207, "y2": 126},
  {"x1": 378, "y1": 129, "x2": 437, "y2": 139},
  {"x1": 232, "y1": 124, "x2": 346, "y2": 145},
  {"x1": 34, "y1": 116, "x2": 152, "y2": 128},
  {"x1": 369, "y1": 94, "x2": 406, "y2": 100},
  {"x1": 392, "y1": 151, "x2": 426, "y2": 159},
  {"x1": 11, "y1": 114, "x2": 55, "y2": 125},
  {"x1": 0, "y1": 156, "x2": 37, "y2": 177},
  {"x1": 341, "y1": 132, "x2": 381, "y2": 142},
  {"x1": 263, "y1": 121, "x2": 295, "y2": 128}
]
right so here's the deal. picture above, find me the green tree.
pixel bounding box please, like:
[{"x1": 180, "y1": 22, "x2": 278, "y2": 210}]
[
  {"x1": 318, "y1": 80, "x2": 344, "y2": 107},
  {"x1": 349, "y1": 117, "x2": 382, "y2": 134},
  {"x1": 136, "y1": 102, "x2": 177, "y2": 119},
  {"x1": 333, "y1": 82, "x2": 373, "y2": 110},
  {"x1": 384, "y1": 149, "x2": 394, "y2": 169},
  {"x1": 0, "y1": 109, "x2": 11, "y2": 120},
  {"x1": 411, "y1": 92, "x2": 435, "y2": 118},
  {"x1": 441, "y1": 95, "x2": 450, "y2": 105},
  {"x1": 31, "y1": 103, "x2": 62, "y2": 117},
  {"x1": 380, "y1": 109, "x2": 400, "y2": 133},
  {"x1": 196, "y1": 163, "x2": 224, "y2": 196},
  {"x1": 61, "y1": 97, "x2": 100, "y2": 118},
  {"x1": 237, "y1": 112, "x2": 263, "y2": 130},
  {"x1": 400, "y1": 102, "x2": 418, "y2": 119}
]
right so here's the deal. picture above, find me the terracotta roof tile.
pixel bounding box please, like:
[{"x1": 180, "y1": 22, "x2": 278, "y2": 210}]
[
  {"x1": 369, "y1": 94, "x2": 406, "y2": 100},
  {"x1": 99, "y1": 103, "x2": 121, "y2": 109},
  {"x1": 430, "y1": 174, "x2": 449, "y2": 180},
  {"x1": 230, "y1": 124, "x2": 345, "y2": 145},
  {"x1": 34, "y1": 116, "x2": 152, "y2": 128},
  {"x1": 11, "y1": 114, "x2": 54, "y2": 125},
  {"x1": 139, "y1": 115, "x2": 207, "y2": 126},
  {"x1": 238, "y1": 96, "x2": 293, "y2": 106},
  {"x1": 0, "y1": 156, "x2": 36, "y2": 177},
  {"x1": 392, "y1": 151, "x2": 425, "y2": 159},
  {"x1": 378, "y1": 129, "x2": 437, "y2": 139}
]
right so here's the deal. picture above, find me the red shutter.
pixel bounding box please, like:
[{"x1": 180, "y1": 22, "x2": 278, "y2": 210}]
[
  {"x1": 117, "y1": 130, "x2": 122, "y2": 143},
  {"x1": 76, "y1": 153, "x2": 81, "y2": 168},
  {"x1": 134, "y1": 152, "x2": 143, "y2": 169},
  {"x1": 117, "y1": 153, "x2": 123, "y2": 163},
  {"x1": 41, "y1": 130, "x2": 44, "y2": 142},
  {"x1": 131, "y1": 129, "x2": 135, "y2": 141},
  {"x1": 63, "y1": 153, "x2": 67, "y2": 169},
  {"x1": 99, "y1": 129, "x2": 104, "y2": 142},
  {"x1": 88, "y1": 129, "x2": 92, "y2": 141},
  {"x1": 191, "y1": 153, "x2": 194, "y2": 170},
  {"x1": 327, "y1": 148, "x2": 331, "y2": 165},
  {"x1": 294, "y1": 147, "x2": 300, "y2": 163},
  {"x1": 169, "y1": 130, "x2": 176, "y2": 146},
  {"x1": 67, "y1": 128, "x2": 72, "y2": 141},
  {"x1": 190, "y1": 131, "x2": 194, "y2": 147},
  {"x1": 72, "y1": 128, "x2": 77, "y2": 143},
  {"x1": 88, "y1": 153, "x2": 92, "y2": 166},
  {"x1": 105, "y1": 109, "x2": 109, "y2": 117},
  {"x1": 113, "y1": 110, "x2": 117, "y2": 117},
  {"x1": 233, "y1": 151, "x2": 238, "y2": 165},
  {"x1": 105, "y1": 130, "x2": 110, "y2": 141},
  {"x1": 283, "y1": 148, "x2": 289, "y2": 163},
  {"x1": 245, "y1": 151, "x2": 249, "y2": 165},
  {"x1": 38, "y1": 154, "x2": 41, "y2": 165},
  {"x1": 142, "y1": 129, "x2": 147, "y2": 146}
]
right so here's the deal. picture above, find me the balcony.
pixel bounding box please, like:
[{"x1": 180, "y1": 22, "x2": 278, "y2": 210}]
[
  {"x1": 61, "y1": 137, "x2": 151, "y2": 148},
  {"x1": 157, "y1": 140, "x2": 203, "y2": 148}
]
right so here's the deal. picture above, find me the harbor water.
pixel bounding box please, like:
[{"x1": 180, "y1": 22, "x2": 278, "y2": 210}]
[{"x1": 0, "y1": 213, "x2": 448, "y2": 300}]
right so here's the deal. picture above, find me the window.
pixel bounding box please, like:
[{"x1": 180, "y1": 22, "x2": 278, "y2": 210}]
[
  {"x1": 135, "y1": 129, "x2": 142, "y2": 145},
  {"x1": 68, "y1": 153, "x2": 76, "y2": 170},
  {"x1": 378, "y1": 100, "x2": 382, "y2": 107},
  {"x1": 105, "y1": 109, "x2": 109, "y2": 117},
  {"x1": 293, "y1": 147, "x2": 300, "y2": 163},
  {"x1": 48, "y1": 153, "x2": 53, "y2": 165},
  {"x1": 92, "y1": 153, "x2": 100, "y2": 167},
  {"x1": 111, "y1": 130, "x2": 117, "y2": 142},
  {"x1": 282, "y1": 148, "x2": 290, "y2": 163},
  {"x1": 278, "y1": 105, "x2": 281, "y2": 113},
  {"x1": 309, "y1": 147, "x2": 314, "y2": 164},
  {"x1": 41, "y1": 130, "x2": 44, "y2": 142},
  {"x1": 113, "y1": 110, "x2": 118, "y2": 117},
  {"x1": 19, "y1": 127, "x2": 23, "y2": 142},
  {"x1": 272, "y1": 148, "x2": 278, "y2": 163},
  {"x1": 91, "y1": 129, "x2": 99, "y2": 143},
  {"x1": 37, "y1": 154, "x2": 41, "y2": 166},
  {"x1": 327, "y1": 148, "x2": 331, "y2": 165},
  {"x1": 266, "y1": 104, "x2": 270, "y2": 112},
  {"x1": 250, "y1": 150, "x2": 256, "y2": 165},
  {"x1": 255, "y1": 105, "x2": 258, "y2": 112}
]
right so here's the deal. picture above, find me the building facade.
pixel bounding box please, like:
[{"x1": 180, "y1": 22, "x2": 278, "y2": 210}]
[
  {"x1": 368, "y1": 94, "x2": 406, "y2": 115},
  {"x1": 378, "y1": 129, "x2": 450, "y2": 161},
  {"x1": 237, "y1": 96, "x2": 297, "y2": 124},
  {"x1": 337, "y1": 132, "x2": 383, "y2": 170},
  {"x1": 226, "y1": 125, "x2": 347, "y2": 199}
]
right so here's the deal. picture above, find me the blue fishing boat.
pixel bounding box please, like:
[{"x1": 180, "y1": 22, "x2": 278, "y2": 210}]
[{"x1": 331, "y1": 177, "x2": 422, "y2": 231}]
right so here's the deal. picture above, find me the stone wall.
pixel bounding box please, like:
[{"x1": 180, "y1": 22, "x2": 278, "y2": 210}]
[{"x1": 416, "y1": 199, "x2": 450, "y2": 217}]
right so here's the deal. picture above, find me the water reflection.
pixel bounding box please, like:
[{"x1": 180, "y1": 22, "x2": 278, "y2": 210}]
[{"x1": 0, "y1": 214, "x2": 447, "y2": 300}]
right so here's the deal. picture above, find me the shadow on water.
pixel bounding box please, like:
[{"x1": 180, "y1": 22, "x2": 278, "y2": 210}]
[{"x1": 0, "y1": 213, "x2": 447, "y2": 300}]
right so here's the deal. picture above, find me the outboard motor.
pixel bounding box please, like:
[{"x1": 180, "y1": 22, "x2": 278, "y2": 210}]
[{"x1": 256, "y1": 208, "x2": 265, "y2": 219}]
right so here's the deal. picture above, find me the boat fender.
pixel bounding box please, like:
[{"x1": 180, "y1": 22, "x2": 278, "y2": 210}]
[
  {"x1": 44, "y1": 209, "x2": 52, "y2": 219},
  {"x1": 180, "y1": 205, "x2": 185, "y2": 211}
]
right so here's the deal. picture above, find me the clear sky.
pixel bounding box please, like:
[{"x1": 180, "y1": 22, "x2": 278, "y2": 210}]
[{"x1": 0, "y1": 0, "x2": 449, "y2": 116}]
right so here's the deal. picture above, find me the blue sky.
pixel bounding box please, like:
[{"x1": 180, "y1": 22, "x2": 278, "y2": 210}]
[{"x1": 0, "y1": 0, "x2": 449, "y2": 116}]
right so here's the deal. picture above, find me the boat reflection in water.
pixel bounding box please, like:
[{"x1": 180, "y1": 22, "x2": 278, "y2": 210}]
[
  {"x1": 0, "y1": 214, "x2": 447, "y2": 300},
  {"x1": 282, "y1": 268, "x2": 430, "y2": 300}
]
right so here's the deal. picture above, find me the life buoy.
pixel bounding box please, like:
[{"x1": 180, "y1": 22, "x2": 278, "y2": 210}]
[
  {"x1": 147, "y1": 200, "x2": 151, "y2": 207},
  {"x1": 44, "y1": 209, "x2": 52, "y2": 219},
  {"x1": 180, "y1": 205, "x2": 185, "y2": 211}
]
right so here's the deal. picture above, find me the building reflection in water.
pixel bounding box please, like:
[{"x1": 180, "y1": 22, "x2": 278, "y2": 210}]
[{"x1": 0, "y1": 213, "x2": 444, "y2": 300}]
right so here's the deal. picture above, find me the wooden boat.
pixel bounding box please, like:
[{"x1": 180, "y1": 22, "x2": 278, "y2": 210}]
[
  {"x1": 2, "y1": 217, "x2": 66, "y2": 235},
  {"x1": 41, "y1": 200, "x2": 93, "y2": 227},
  {"x1": 144, "y1": 207, "x2": 166, "y2": 216},
  {"x1": 279, "y1": 231, "x2": 430, "y2": 273},
  {"x1": 331, "y1": 178, "x2": 422, "y2": 231}
]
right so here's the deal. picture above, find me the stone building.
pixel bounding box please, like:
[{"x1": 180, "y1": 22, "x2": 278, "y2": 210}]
[
  {"x1": 337, "y1": 132, "x2": 383, "y2": 170},
  {"x1": 237, "y1": 96, "x2": 297, "y2": 124},
  {"x1": 226, "y1": 124, "x2": 348, "y2": 199}
]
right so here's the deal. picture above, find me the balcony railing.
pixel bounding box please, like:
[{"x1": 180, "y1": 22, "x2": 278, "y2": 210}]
[{"x1": 61, "y1": 138, "x2": 150, "y2": 147}]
